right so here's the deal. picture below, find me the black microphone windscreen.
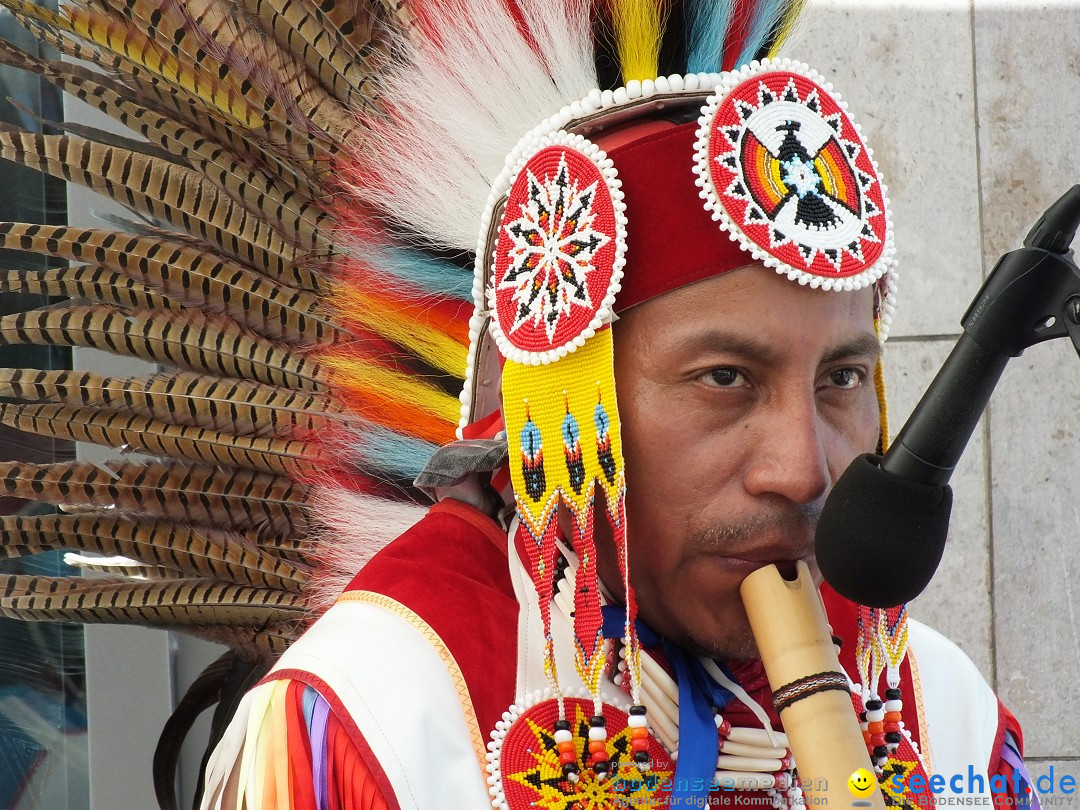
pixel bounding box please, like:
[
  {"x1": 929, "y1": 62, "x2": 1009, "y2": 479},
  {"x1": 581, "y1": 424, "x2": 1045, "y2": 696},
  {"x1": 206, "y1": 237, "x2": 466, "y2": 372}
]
[{"x1": 816, "y1": 453, "x2": 953, "y2": 608}]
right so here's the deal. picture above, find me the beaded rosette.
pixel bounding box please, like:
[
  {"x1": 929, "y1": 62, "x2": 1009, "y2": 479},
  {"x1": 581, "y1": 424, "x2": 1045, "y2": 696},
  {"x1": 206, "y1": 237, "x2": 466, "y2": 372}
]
[{"x1": 470, "y1": 60, "x2": 910, "y2": 809}]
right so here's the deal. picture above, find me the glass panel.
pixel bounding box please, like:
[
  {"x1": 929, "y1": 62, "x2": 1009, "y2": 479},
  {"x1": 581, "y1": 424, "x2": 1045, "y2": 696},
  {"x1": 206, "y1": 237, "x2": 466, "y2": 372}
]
[{"x1": 0, "y1": 5, "x2": 90, "y2": 808}]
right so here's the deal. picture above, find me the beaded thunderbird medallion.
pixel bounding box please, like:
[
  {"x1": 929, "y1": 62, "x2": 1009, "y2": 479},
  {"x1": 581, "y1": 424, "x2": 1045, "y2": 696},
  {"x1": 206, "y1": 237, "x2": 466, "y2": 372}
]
[{"x1": 694, "y1": 60, "x2": 894, "y2": 290}]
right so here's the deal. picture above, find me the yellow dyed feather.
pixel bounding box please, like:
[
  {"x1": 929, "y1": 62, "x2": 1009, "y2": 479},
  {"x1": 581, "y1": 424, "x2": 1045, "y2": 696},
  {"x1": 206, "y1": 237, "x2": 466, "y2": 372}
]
[
  {"x1": 0, "y1": 41, "x2": 324, "y2": 204},
  {"x1": 766, "y1": 0, "x2": 808, "y2": 58},
  {"x1": 611, "y1": 0, "x2": 665, "y2": 82},
  {"x1": 330, "y1": 284, "x2": 469, "y2": 376},
  {"x1": 321, "y1": 353, "x2": 461, "y2": 428},
  {"x1": 88, "y1": 0, "x2": 358, "y2": 143}
]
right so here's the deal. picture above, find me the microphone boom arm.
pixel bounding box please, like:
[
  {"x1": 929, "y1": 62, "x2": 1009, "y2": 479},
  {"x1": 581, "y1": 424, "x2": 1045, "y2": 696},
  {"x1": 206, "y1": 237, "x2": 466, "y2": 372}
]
[{"x1": 885, "y1": 185, "x2": 1080, "y2": 488}]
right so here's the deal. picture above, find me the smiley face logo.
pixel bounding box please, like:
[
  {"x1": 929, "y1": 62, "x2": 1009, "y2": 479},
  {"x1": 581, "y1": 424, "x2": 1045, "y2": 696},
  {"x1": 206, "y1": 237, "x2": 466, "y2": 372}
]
[{"x1": 848, "y1": 768, "x2": 877, "y2": 800}]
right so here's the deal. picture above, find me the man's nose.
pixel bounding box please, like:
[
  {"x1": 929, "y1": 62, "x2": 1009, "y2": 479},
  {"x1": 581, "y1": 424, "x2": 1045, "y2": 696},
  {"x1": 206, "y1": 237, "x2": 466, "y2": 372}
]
[{"x1": 742, "y1": 393, "x2": 830, "y2": 506}]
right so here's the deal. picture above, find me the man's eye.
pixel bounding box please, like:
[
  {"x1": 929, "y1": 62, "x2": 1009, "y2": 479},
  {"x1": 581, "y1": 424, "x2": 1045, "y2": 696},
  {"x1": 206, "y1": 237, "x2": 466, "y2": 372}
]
[
  {"x1": 828, "y1": 368, "x2": 863, "y2": 389},
  {"x1": 704, "y1": 367, "x2": 745, "y2": 388}
]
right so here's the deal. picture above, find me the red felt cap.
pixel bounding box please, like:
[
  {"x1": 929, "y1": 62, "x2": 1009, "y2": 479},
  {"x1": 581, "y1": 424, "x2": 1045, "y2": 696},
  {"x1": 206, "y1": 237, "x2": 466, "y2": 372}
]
[{"x1": 600, "y1": 119, "x2": 752, "y2": 312}]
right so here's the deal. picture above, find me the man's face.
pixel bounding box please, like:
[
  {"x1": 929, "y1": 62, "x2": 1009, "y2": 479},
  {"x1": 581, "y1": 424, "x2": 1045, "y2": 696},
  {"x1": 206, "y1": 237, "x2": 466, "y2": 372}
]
[{"x1": 601, "y1": 265, "x2": 882, "y2": 659}]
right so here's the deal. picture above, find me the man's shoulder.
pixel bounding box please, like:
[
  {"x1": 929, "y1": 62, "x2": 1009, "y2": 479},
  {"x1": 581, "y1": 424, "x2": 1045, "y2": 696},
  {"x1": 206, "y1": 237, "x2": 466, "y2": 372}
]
[
  {"x1": 278, "y1": 498, "x2": 520, "y2": 736},
  {"x1": 342, "y1": 498, "x2": 515, "y2": 608}
]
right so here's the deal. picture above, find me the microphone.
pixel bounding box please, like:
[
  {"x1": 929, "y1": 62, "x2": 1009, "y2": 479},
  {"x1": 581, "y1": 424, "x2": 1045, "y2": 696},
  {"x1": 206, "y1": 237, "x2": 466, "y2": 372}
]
[{"x1": 816, "y1": 186, "x2": 1080, "y2": 608}]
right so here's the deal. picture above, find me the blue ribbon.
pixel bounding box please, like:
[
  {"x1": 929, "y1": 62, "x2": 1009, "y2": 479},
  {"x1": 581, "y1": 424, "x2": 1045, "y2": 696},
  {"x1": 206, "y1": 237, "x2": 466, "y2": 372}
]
[{"x1": 600, "y1": 605, "x2": 737, "y2": 804}]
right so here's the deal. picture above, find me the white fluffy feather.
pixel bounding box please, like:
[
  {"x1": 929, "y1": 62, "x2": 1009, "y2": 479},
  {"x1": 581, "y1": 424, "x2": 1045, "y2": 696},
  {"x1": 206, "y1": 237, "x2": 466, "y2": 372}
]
[
  {"x1": 306, "y1": 487, "x2": 428, "y2": 616},
  {"x1": 352, "y1": 0, "x2": 598, "y2": 249}
]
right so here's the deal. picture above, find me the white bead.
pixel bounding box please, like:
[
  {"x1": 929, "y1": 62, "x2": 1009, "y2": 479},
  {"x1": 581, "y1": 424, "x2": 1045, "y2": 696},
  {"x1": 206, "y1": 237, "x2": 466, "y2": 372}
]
[
  {"x1": 654, "y1": 76, "x2": 670, "y2": 93},
  {"x1": 554, "y1": 729, "x2": 573, "y2": 743},
  {"x1": 684, "y1": 74, "x2": 700, "y2": 91},
  {"x1": 601, "y1": 89, "x2": 615, "y2": 107},
  {"x1": 884, "y1": 699, "x2": 902, "y2": 712},
  {"x1": 588, "y1": 727, "x2": 606, "y2": 741},
  {"x1": 866, "y1": 708, "x2": 885, "y2": 722},
  {"x1": 668, "y1": 74, "x2": 685, "y2": 92},
  {"x1": 588, "y1": 88, "x2": 603, "y2": 107},
  {"x1": 628, "y1": 714, "x2": 647, "y2": 728},
  {"x1": 613, "y1": 87, "x2": 630, "y2": 105},
  {"x1": 626, "y1": 79, "x2": 641, "y2": 99},
  {"x1": 641, "y1": 79, "x2": 655, "y2": 97}
]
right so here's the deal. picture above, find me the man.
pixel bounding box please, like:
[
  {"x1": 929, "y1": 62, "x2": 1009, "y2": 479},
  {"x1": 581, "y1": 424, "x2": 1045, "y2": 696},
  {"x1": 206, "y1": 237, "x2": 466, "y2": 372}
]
[{"x1": 200, "y1": 57, "x2": 1034, "y2": 807}]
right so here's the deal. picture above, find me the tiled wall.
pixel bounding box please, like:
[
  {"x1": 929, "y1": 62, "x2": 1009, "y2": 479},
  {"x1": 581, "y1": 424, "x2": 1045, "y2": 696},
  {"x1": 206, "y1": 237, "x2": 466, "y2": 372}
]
[{"x1": 797, "y1": 0, "x2": 1078, "y2": 774}]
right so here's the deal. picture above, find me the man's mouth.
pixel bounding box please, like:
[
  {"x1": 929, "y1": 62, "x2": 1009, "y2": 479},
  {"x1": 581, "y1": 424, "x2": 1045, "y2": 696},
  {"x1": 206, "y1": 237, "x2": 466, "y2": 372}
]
[{"x1": 704, "y1": 547, "x2": 814, "y2": 581}]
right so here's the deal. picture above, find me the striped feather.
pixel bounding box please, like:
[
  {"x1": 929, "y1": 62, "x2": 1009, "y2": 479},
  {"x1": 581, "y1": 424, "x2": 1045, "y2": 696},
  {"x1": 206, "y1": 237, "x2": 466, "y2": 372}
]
[
  {"x1": 0, "y1": 303, "x2": 327, "y2": 390},
  {"x1": 0, "y1": 222, "x2": 324, "y2": 295},
  {"x1": 0, "y1": 38, "x2": 323, "y2": 199},
  {"x1": 0, "y1": 403, "x2": 314, "y2": 476},
  {"x1": 0, "y1": 0, "x2": 263, "y2": 128},
  {"x1": 0, "y1": 42, "x2": 334, "y2": 246},
  {"x1": 0, "y1": 265, "x2": 180, "y2": 312},
  {"x1": 0, "y1": 131, "x2": 302, "y2": 282},
  {"x1": 0, "y1": 514, "x2": 309, "y2": 591},
  {"x1": 0, "y1": 369, "x2": 340, "y2": 436},
  {"x1": 0, "y1": 575, "x2": 304, "y2": 626},
  {"x1": 237, "y1": 0, "x2": 383, "y2": 108},
  {"x1": 76, "y1": 0, "x2": 358, "y2": 143},
  {"x1": 0, "y1": 460, "x2": 310, "y2": 539}
]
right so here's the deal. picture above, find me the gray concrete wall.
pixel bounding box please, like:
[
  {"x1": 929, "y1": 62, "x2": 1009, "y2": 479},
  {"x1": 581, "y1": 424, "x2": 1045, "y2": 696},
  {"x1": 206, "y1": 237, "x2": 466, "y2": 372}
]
[{"x1": 797, "y1": 0, "x2": 1079, "y2": 778}]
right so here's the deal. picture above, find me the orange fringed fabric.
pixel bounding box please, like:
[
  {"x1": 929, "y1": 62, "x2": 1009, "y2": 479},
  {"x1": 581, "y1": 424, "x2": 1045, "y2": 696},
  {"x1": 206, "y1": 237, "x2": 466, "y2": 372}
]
[{"x1": 211, "y1": 678, "x2": 392, "y2": 810}]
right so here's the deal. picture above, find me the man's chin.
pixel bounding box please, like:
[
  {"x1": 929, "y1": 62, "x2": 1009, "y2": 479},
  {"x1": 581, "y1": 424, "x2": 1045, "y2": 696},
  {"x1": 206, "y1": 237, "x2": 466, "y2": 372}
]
[{"x1": 678, "y1": 624, "x2": 760, "y2": 662}]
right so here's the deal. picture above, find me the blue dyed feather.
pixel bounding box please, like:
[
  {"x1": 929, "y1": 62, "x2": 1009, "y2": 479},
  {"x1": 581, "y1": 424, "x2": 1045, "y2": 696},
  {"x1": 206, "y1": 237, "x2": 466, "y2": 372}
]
[
  {"x1": 361, "y1": 245, "x2": 474, "y2": 302},
  {"x1": 350, "y1": 423, "x2": 441, "y2": 480},
  {"x1": 685, "y1": 0, "x2": 734, "y2": 74},
  {"x1": 735, "y1": 0, "x2": 789, "y2": 67}
]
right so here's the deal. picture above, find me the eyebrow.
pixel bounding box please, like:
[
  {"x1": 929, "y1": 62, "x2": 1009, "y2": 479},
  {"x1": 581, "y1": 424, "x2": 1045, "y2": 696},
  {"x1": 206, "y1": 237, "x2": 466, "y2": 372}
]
[
  {"x1": 672, "y1": 330, "x2": 882, "y2": 365},
  {"x1": 821, "y1": 333, "x2": 883, "y2": 365}
]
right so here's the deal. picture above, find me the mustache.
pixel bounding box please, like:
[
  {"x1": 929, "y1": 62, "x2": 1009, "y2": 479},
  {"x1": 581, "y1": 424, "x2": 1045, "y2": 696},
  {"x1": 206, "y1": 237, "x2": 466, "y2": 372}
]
[{"x1": 691, "y1": 503, "x2": 822, "y2": 553}]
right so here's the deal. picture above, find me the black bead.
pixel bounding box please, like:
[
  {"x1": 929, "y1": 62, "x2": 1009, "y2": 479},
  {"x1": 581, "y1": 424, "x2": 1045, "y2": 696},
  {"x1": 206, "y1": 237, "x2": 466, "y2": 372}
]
[
  {"x1": 629, "y1": 705, "x2": 647, "y2": 716},
  {"x1": 554, "y1": 719, "x2": 571, "y2": 732},
  {"x1": 562, "y1": 763, "x2": 579, "y2": 777},
  {"x1": 859, "y1": 711, "x2": 867, "y2": 722},
  {"x1": 831, "y1": 634, "x2": 844, "y2": 648},
  {"x1": 885, "y1": 688, "x2": 902, "y2": 701},
  {"x1": 634, "y1": 751, "x2": 650, "y2": 764},
  {"x1": 865, "y1": 699, "x2": 883, "y2": 711},
  {"x1": 885, "y1": 732, "x2": 903, "y2": 744},
  {"x1": 589, "y1": 715, "x2": 606, "y2": 728},
  {"x1": 593, "y1": 761, "x2": 610, "y2": 774},
  {"x1": 873, "y1": 745, "x2": 889, "y2": 759}
]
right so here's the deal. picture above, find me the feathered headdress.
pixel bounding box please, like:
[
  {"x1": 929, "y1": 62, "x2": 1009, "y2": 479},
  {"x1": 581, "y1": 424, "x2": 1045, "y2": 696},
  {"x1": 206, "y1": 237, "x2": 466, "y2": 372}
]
[{"x1": 0, "y1": 0, "x2": 902, "y2": 804}]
